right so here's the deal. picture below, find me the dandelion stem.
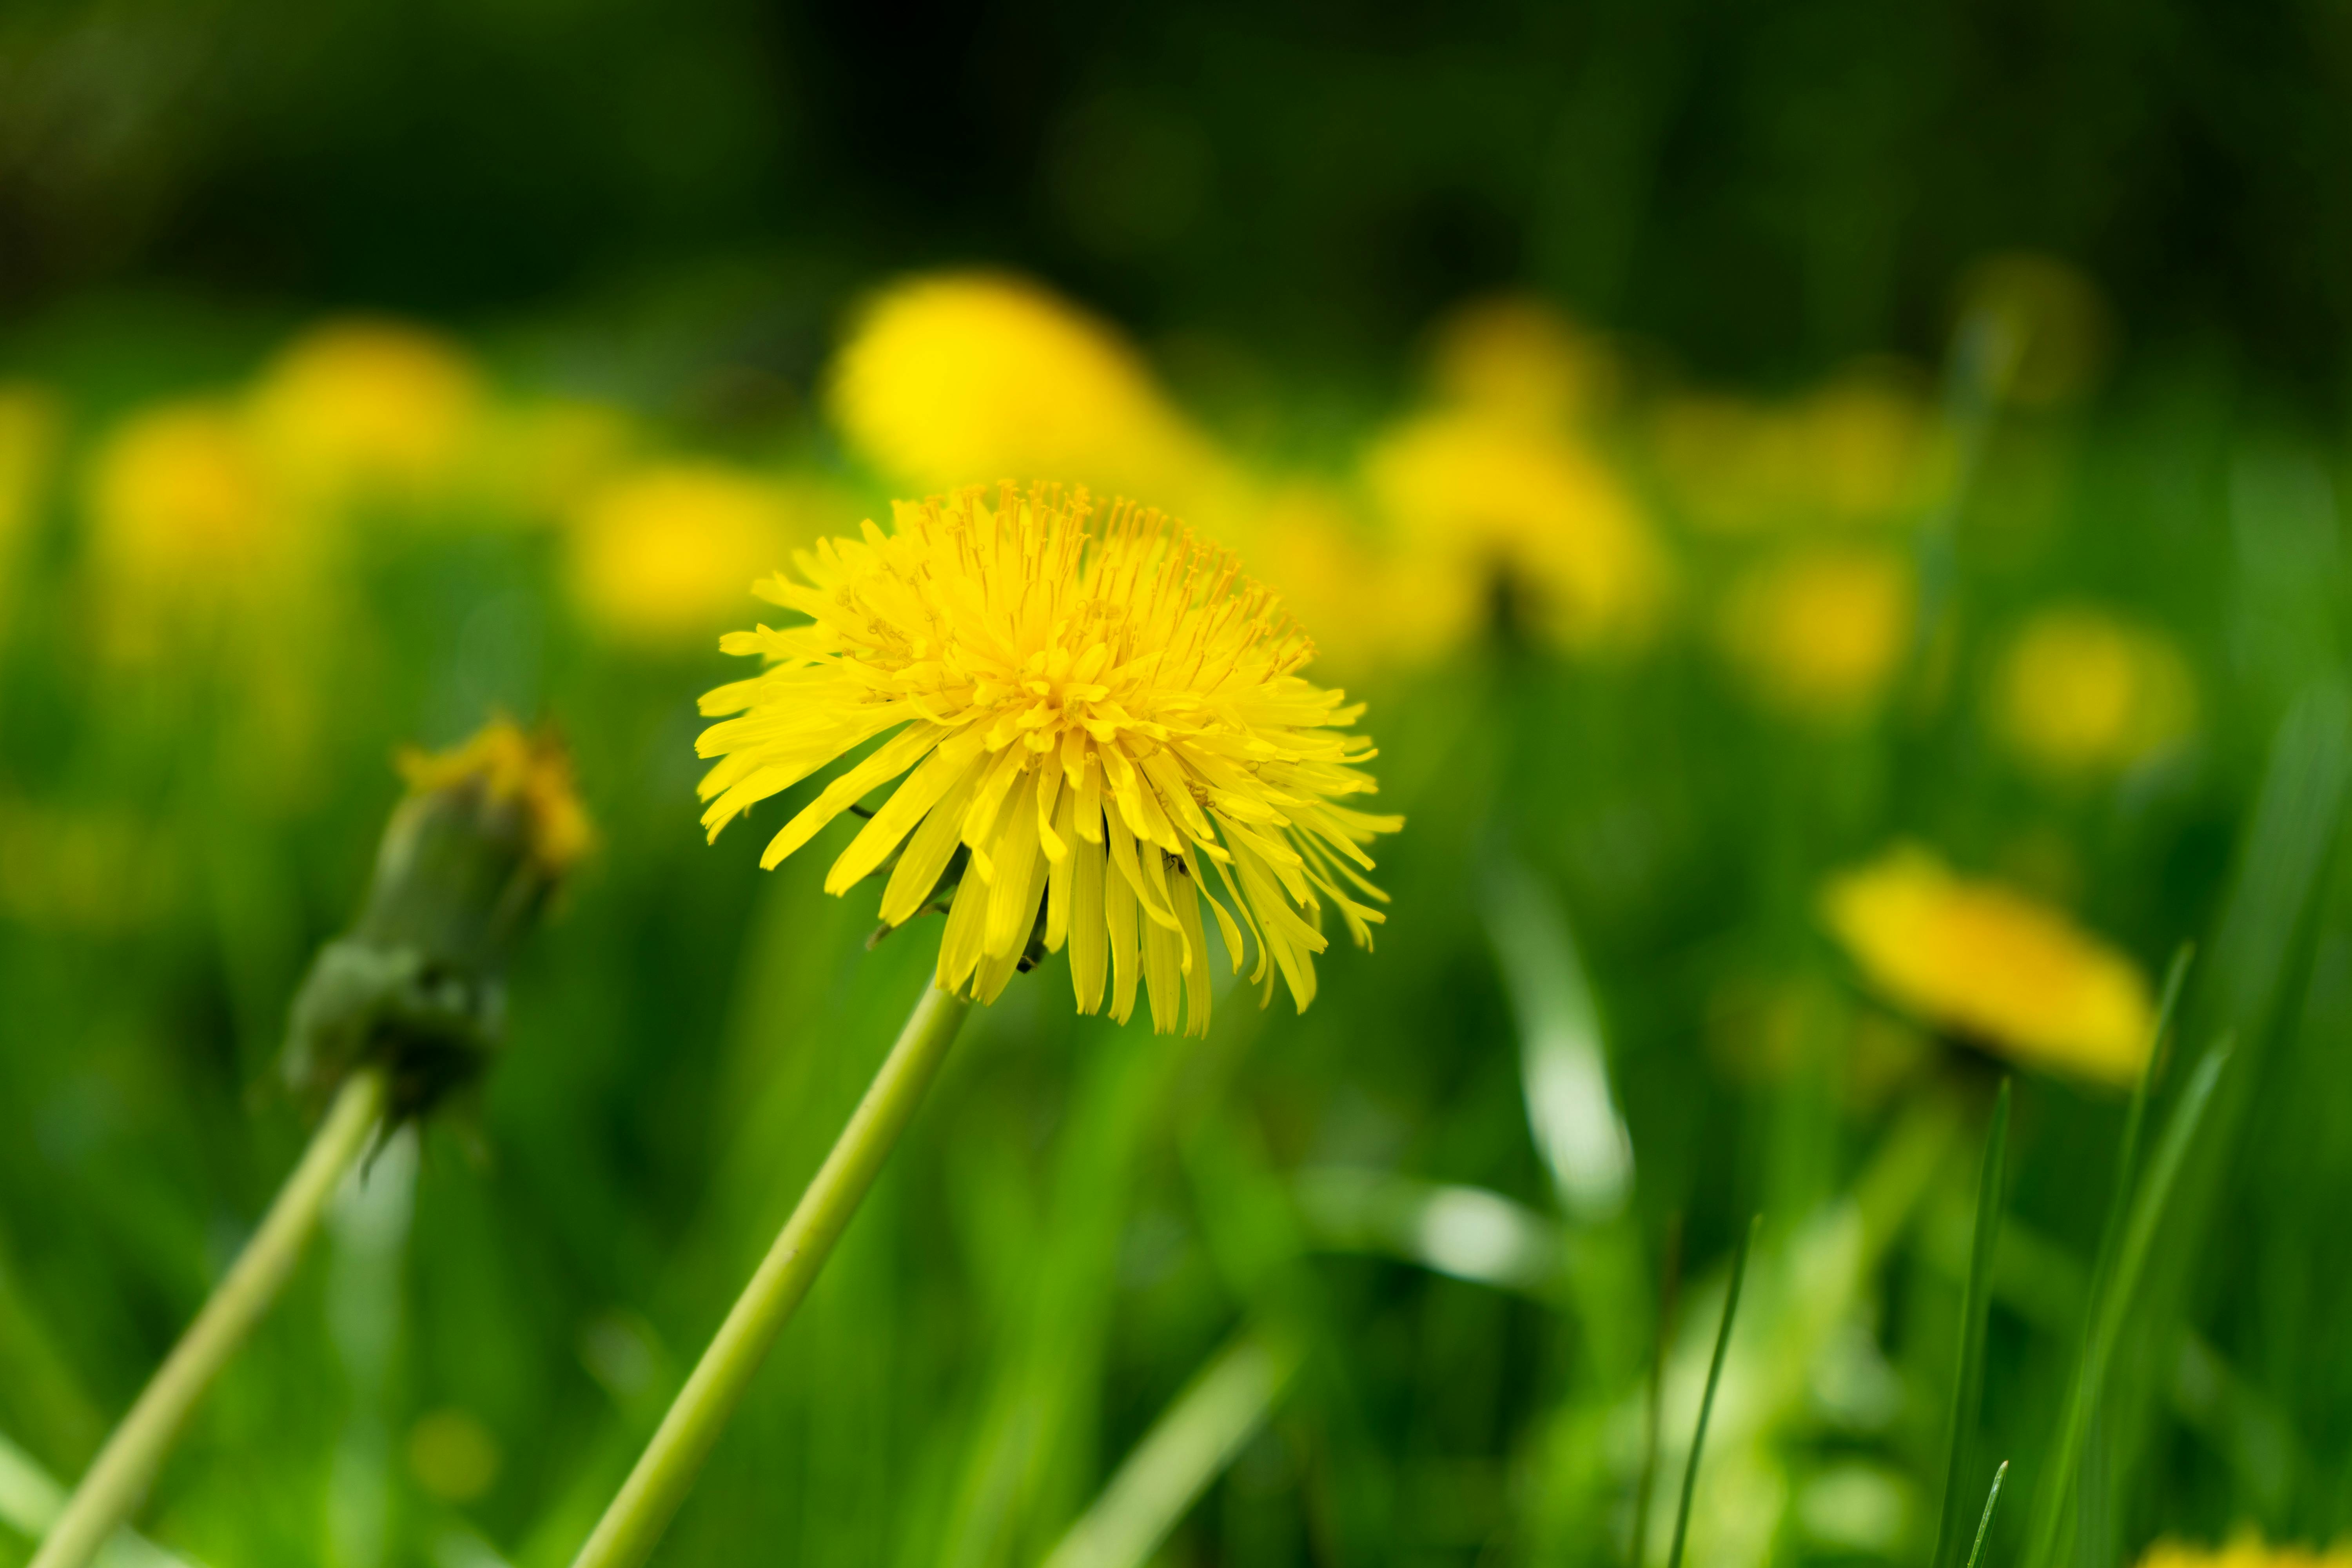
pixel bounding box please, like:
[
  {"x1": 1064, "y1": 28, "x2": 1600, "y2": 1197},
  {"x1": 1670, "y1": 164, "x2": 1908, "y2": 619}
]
[
  {"x1": 31, "y1": 1063, "x2": 389, "y2": 1568},
  {"x1": 571, "y1": 980, "x2": 973, "y2": 1568}
]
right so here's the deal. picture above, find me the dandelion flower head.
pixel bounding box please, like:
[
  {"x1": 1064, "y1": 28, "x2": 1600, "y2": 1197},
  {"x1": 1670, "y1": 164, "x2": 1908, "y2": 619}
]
[
  {"x1": 398, "y1": 717, "x2": 595, "y2": 878},
  {"x1": 1823, "y1": 844, "x2": 2153, "y2": 1085},
  {"x1": 697, "y1": 483, "x2": 1401, "y2": 1036},
  {"x1": 826, "y1": 272, "x2": 1222, "y2": 506},
  {"x1": 1424, "y1": 295, "x2": 1617, "y2": 430},
  {"x1": 565, "y1": 462, "x2": 804, "y2": 648},
  {"x1": 247, "y1": 317, "x2": 486, "y2": 502},
  {"x1": 85, "y1": 401, "x2": 299, "y2": 652},
  {"x1": 1992, "y1": 604, "x2": 2196, "y2": 780},
  {"x1": 1720, "y1": 546, "x2": 1916, "y2": 720},
  {"x1": 1363, "y1": 410, "x2": 1666, "y2": 657}
]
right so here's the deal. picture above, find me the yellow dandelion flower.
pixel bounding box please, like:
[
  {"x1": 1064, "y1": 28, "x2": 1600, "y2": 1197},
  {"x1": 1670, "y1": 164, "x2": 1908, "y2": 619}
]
[
  {"x1": 1228, "y1": 481, "x2": 1392, "y2": 676},
  {"x1": 1992, "y1": 605, "x2": 2196, "y2": 780},
  {"x1": 246, "y1": 317, "x2": 486, "y2": 503},
  {"x1": 564, "y1": 461, "x2": 808, "y2": 648},
  {"x1": 826, "y1": 272, "x2": 1226, "y2": 508},
  {"x1": 1799, "y1": 365, "x2": 1952, "y2": 525},
  {"x1": 1822, "y1": 844, "x2": 2154, "y2": 1085},
  {"x1": 1424, "y1": 295, "x2": 1617, "y2": 430},
  {"x1": 696, "y1": 483, "x2": 1401, "y2": 1036},
  {"x1": 2138, "y1": 1539, "x2": 2352, "y2": 1568},
  {"x1": 1719, "y1": 546, "x2": 1915, "y2": 719},
  {"x1": 84, "y1": 400, "x2": 306, "y2": 659},
  {"x1": 397, "y1": 716, "x2": 595, "y2": 877},
  {"x1": 1362, "y1": 410, "x2": 1667, "y2": 657}
]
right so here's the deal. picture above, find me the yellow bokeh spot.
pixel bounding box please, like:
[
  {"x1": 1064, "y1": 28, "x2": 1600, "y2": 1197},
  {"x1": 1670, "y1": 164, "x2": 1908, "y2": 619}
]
[
  {"x1": 247, "y1": 317, "x2": 486, "y2": 504},
  {"x1": 1822, "y1": 843, "x2": 2154, "y2": 1085},
  {"x1": 1719, "y1": 547, "x2": 1915, "y2": 720},
  {"x1": 84, "y1": 402, "x2": 298, "y2": 637},
  {"x1": 1992, "y1": 605, "x2": 2196, "y2": 780},
  {"x1": 564, "y1": 461, "x2": 804, "y2": 648},
  {"x1": 826, "y1": 271, "x2": 1226, "y2": 508},
  {"x1": 407, "y1": 1407, "x2": 502, "y2": 1503},
  {"x1": 1362, "y1": 410, "x2": 1667, "y2": 658},
  {"x1": 1652, "y1": 364, "x2": 1949, "y2": 534},
  {"x1": 1424, "y1": 295, "x2": 1617, "y2": 430}
]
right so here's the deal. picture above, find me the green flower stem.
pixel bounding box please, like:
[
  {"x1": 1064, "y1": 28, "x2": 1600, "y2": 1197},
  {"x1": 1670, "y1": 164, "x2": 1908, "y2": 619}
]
[
  {"x1": 32, "y1": 1064, "x2": 390, "y2": 1568},
  {"x1": 571, "y1": 980, "x2": 973, "y2": 1568}
]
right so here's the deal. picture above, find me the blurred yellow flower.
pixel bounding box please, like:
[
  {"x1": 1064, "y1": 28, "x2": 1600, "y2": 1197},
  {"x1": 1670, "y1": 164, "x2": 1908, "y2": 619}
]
[
  {"x1": 1802, "y1": 367, "x2": 1951, "y2": 524},
  {"x1": 1720, "y1": 547, "x2": 1915, "y2": 720},
  {"x1": 697, "y1": 483, "x2": 1399, "y2": 1035},
  {"x1": 1652, "y1": 365, "x2": 1947, "y2": 534},
  {"x1": 564, "y1": 462, "x2": 804, "y2": 649},
  {"x1": 1228, "y1": 481, "x2": 1392, "y2": 676},
  {"x1": 1424, "y1": 295, "x2": 1617, "y2": 429},
  {"x1": 246, "y1": 317, "x2": 486, "y2": 504},
  {"x1": 84, "y1": 401, "x2": 305, "y2": 656},
  {"x1": 825, "y1": 272, "x2": 1227, "y2": 509},
  {"x1": 398, "y1": 715, "x2": 595, "y2": 877},
  {"x1": 1991, "y1": 605, "x2": 2196, "y2": 780},
  {"x1": 1822, "y1": 844, "x2": 2154, "y2": 1084},
  {"x1": 2137, "y1": 1539, "x2": 2352, "y2": 1568},
  {"x1": 1362, "y1": 410, "x2": 1667, "y2": 657}
]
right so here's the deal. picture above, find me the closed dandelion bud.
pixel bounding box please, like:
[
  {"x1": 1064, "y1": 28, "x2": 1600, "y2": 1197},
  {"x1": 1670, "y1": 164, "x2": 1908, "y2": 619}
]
[{"x1": 283, "y1": 717, "x2": 591, "y2": 1116}]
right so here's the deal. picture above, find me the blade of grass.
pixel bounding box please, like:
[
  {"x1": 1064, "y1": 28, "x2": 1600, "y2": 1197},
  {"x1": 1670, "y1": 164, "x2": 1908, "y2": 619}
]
[
  {"x1": 1964, "y1": 1461, "x2": 2010, "y2": 1568},
  {"x1": 1931, "y1": 1080, "x2": 2011, "y2": 1568},
  {"x1": 1038, "y1": 1328, "x2": 1303, "y2": 1568},
  {"x1": 2021, "y1": 1034, "x2": 2235, "y2": 1568},
  {"x1": 1628, "y1": 1214, "x2": 1682, "y2": 1568},
  {"x1": 1666, "y1": 1214, "x2": 1757, "y2": 1568},
  {"x1": 2086, "y1": 947, "x2": 2193, "y2": 1310}
]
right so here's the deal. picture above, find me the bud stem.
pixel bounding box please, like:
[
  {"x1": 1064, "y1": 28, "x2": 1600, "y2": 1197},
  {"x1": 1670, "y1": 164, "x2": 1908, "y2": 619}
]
[
  {"x1": 32, "y1": 1064, "x2": 390, "y2": 1568},
  {"x1": 570, "y1": 980, "x2": 973, "y2": 1568}
]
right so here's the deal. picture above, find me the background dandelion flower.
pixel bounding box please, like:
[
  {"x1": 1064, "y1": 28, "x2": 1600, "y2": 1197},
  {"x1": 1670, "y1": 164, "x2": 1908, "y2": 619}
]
[
  {"x1": 826, "y1": 272, "x2": 1229, "y2": 508},
  {"x1": 564, "y1": 461, "x2": 806, "y2": 649},
  {"x1": 696, "y1": 483, "x2": 1400, "y2": 1036},
  {"x1": 1822, "y1": 843, "x2": 2154, "y2": 1085},
  {"x1": 2138, "y1": 1541, "x2": 2352, "y2": 1568},
  {"x1": 1361, "y1": 410, "x2": 1667, "y2": 657},
  {"x1": 246, "y1": 316, "x2": 486, "y2": 504},
  {"x1": 1991, "y1": 604, "x2": 2197, "y2": 780},
  {"x1": 1719, "y1": 546, "x2": 1916, "y2": 720}
]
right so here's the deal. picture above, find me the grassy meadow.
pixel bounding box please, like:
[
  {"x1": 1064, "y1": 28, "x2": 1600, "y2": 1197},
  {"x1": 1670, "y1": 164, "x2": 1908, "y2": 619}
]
[{"x1": 0, "y1": 268, "x2": 2349, "y2": 1568}]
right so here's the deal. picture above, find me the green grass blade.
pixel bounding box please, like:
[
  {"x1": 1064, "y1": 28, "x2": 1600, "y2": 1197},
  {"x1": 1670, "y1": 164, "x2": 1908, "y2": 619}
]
[
  {"x1": 1666, "y1": 1214, "x2": 1757, "y2": 1568},
  {"x1": 1931, "y1": 1080, "x2": 2011, "y2": 1568},
  {"x1": 2090, "y1": 945, "x2": 2193, "y2": 1301},
  {"x1": 2021, "y1": 1034, "x2": 2235, "y2": 1568},
  {"x1": 1038, "y1": 1328, "x2": 1303, "y2": 1568},
  {"x1": 1964, "y1": 1460, "x2": 2010, "y2": 1568}
]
